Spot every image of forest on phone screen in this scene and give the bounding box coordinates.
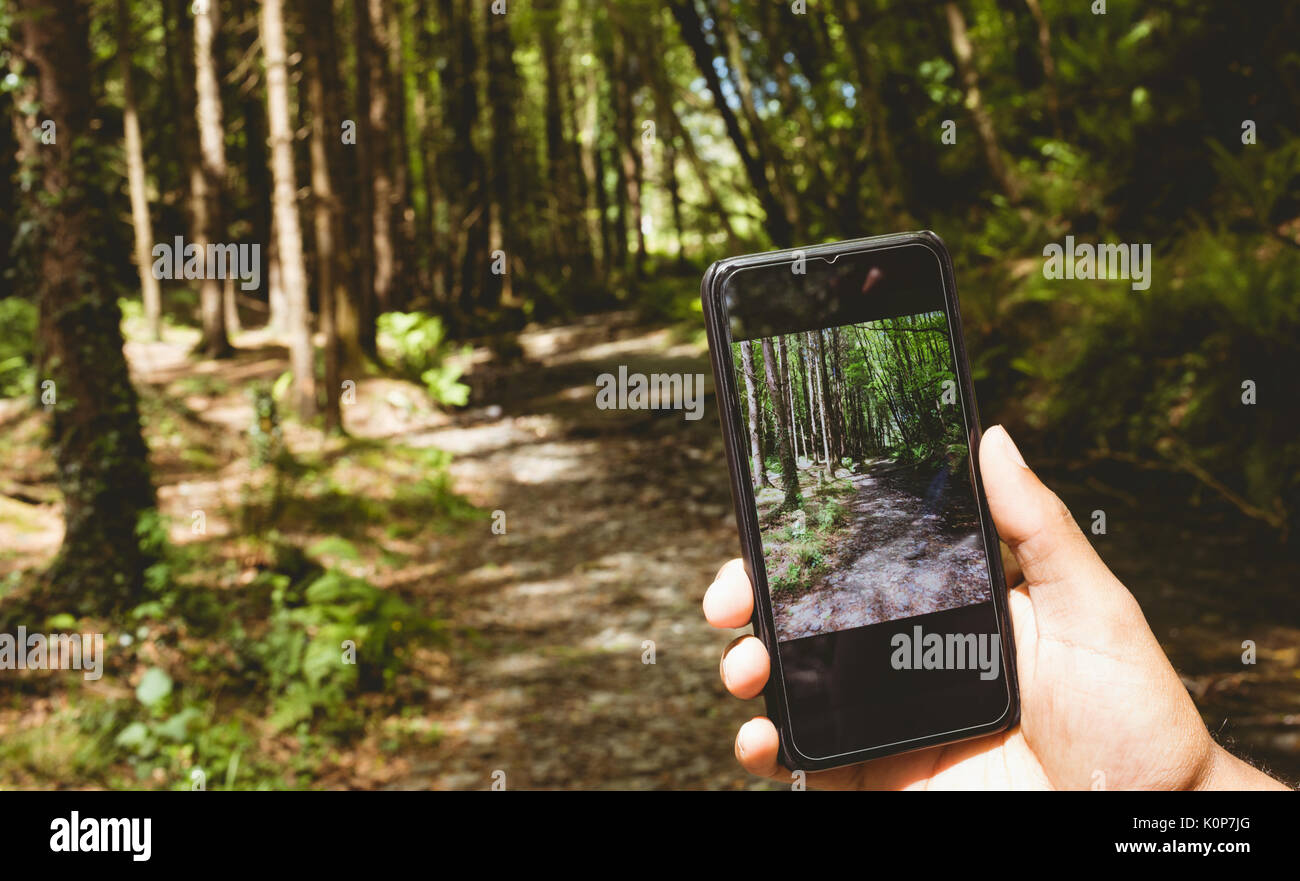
[731,312,993,642]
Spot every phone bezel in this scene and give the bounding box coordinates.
[701,230,1020,772]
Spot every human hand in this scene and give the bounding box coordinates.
[704,425,1288,790]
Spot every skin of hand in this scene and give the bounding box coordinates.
[704,425,1290,790]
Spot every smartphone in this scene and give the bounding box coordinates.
[702,231,1018,772]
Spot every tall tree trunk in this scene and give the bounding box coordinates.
[816,329,843,465]
[351,0,378,349]
[1023,0,1061,136]
[540,4,580,278]
[117,0,162,341]
[413,0,447,304]
[262,0,316,421]
[645,16,738,250]
[798,333,818,463]
[944,1,1021,201]
[485,7,517,308]
[303,0,345,431]
[233,0,274,319]
[608,23,645,278]
[578,12,607,280]
[385,0,414,309]
[365,0,396,314]
[809,331,834,478]
[837,0,912,226]
[193,0,233,356]
[163,0,205,316]
[740,341,771,489]
[20,0,157,613]
[439,0,485,317]
[762,338,800,509]
[777,335,798,464]
[671,0,793,247]
[716,0,801,239]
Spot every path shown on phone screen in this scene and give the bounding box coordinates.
[769,463,992,642]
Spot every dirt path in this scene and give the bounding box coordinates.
[774,462,991,642]
[379,315,760,789]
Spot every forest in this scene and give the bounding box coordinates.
[1,0,1298,788]
[732,313,962,508]
[731,315,989,637]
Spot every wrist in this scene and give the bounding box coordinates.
[1193,743,1291,791]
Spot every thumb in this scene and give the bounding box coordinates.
[979,425,1131,633]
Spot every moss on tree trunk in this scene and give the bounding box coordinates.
[20,0,157,614]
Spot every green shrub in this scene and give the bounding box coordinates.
[376,311,471,407]
[1027,230,1300,528]
[256,568,431,732]
[0,298,37,398]
[816,499,846,530]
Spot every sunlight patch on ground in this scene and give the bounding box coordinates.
[404,414,559,457]
[504,441,599,484]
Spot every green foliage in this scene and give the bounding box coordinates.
[816,498,846,531]
[255,567,430,732]
[1023,230,1300,524]
[0,298,37,397]
[376,311,472,407]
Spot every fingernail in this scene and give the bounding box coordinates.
[996,425,1028,468]
[736,726,748,758]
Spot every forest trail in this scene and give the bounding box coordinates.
[0,315,756,789]
[773,463,991,642]
[373,314,760,789]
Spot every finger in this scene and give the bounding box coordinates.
[703,558,753,629]
[720,635,770,700]
[999,540,1022,588]
[735,716,787,780]
[732,717,936,791]
[979,425,1130,627]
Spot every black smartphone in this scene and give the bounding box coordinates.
[702,231,1018,772]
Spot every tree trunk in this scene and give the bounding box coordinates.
[1023,0,1061,136]
[809,331,834,478]
[609,24,646,278]
[578,14,607,280]
[303,0,345,432]
[798,333,818,463]
[365,0,396,314]
[351,0,378,348]
[262,0,316,421]
[671,0,794,247]
[644,18,738,250]
[385,0,414,309]
[20,0,157,613]
[816,329,843,465]
[716,0,801,240]
[740,341,771,489]
[232,0,273,318]
[761,338,800,509]
[485,6,517,308]
[944,1,1021,201]
[777,335,799,464]
[193,0,233,356]
[438,0,486,317]
[117,0,163,341]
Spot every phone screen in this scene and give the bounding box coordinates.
[713,239,1013,764]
